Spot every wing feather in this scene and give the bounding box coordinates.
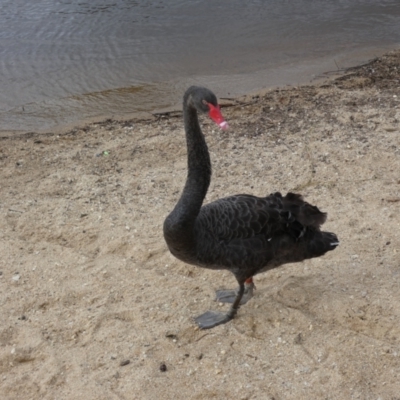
[195,194,282,242]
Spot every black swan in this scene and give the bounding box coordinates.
[163,86,339,329]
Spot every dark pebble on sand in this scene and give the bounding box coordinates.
[159,363,167,372]
[120,359,130,366]
[165,331,178,340]
[294,333,303,344]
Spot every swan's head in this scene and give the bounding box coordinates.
[186,86,229,130]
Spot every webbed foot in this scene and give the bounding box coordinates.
[195,310,234,329]
[194,281,246,329]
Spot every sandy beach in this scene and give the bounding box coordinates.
[1,50,400,399]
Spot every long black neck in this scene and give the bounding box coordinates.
[180,94,211,219]
[163,92,211,256]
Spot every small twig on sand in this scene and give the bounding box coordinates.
[194,333,214,342]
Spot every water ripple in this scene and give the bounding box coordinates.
[1,0,399,131]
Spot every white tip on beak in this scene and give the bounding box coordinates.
[219,121,229,130]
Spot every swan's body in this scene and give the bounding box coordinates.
[163,86,339,329]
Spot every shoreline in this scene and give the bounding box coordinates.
[1,45,399,138]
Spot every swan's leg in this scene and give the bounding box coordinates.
[195,282,245,329]
[215,277,255,305]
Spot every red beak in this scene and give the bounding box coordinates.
[207,103,229,130]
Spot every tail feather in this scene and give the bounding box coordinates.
[282,192,327,229]
[269,192,339,260]
[306,230,339,258]
[286,191,340,260]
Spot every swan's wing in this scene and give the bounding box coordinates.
[194,193,334,276]
[195,194,283,242]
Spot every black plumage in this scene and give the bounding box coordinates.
[163,86,339,329]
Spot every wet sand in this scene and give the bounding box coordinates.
[1,50,399,399]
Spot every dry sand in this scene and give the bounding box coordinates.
[1,50,400,400]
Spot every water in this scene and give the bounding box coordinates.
[1,0,400,133]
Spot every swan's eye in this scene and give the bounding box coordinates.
[207,102,229,130]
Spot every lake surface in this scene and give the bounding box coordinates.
[1,0,400,132]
